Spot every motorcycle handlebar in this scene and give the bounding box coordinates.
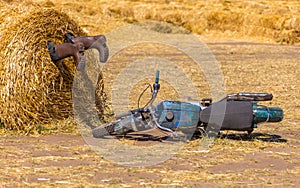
[115,70,176,135]
[155,70,159,84]
[153,70,160,95]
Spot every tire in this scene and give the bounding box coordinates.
[92,123,115,138]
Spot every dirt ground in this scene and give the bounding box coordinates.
[1,40,299,187]
[1,0,300,187]
[0,129,299,187]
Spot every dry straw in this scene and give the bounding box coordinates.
[104,1,300,44]
[0,4,105,131]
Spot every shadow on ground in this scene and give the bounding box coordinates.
[114,133,167,141]
[109,131,288,143]
[220,132,287,143]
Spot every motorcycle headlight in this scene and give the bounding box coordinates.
[114,113,149,134]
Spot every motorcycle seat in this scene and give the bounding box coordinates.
[199,101,253,131]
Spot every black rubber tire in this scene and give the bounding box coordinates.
[92,125,112,138]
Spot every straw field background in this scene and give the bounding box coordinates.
[0,0,299,187]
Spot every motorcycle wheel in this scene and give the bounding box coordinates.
[92,123,115,138]
[191,127,208,139]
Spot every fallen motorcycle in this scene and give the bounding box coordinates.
[92,71,283,139]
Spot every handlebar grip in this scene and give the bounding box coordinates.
[155,70,160,84]
[116,111,132,119]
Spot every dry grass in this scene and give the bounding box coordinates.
[33,0,300,44]
[0,133,299,187]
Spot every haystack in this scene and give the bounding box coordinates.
[0,7,105,130]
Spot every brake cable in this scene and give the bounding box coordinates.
[137,83,153,109]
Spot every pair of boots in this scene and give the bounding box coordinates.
[47,33,109,71]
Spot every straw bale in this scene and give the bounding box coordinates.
[0,8,105,130]
[258,14,281,30]
[242,13,300,44]
[205,11,244,32]
[0,0,41,30]
[283,17,300,31]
